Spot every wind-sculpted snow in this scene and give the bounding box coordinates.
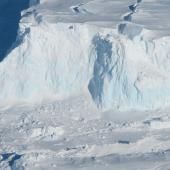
[0,0,170,111]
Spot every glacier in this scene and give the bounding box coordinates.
[0,0,170,111]
[1,1,170,170]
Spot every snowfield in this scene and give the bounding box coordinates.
[1,0,170,169]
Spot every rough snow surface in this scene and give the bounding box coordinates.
[1,97,170,169]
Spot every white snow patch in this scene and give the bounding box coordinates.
[31,126,64,140]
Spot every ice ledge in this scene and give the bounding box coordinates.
[1,21,170,111]
[1,0,170,111]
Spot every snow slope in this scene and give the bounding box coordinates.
[1,0,170,111]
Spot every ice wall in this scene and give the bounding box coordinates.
[0,1,170,110]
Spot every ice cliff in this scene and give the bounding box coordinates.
[0,0,170,110]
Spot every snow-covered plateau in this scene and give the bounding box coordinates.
[1,0,170,169]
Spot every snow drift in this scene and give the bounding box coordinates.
[1,0,170,110]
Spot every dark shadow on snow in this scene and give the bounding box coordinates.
[88,35,112,107]
[1,152,23,169]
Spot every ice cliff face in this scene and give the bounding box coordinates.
[0,0,170,110]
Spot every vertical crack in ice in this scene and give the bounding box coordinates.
[88,35,127,109]
[88,35,113,107]
[134,73,143,101]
